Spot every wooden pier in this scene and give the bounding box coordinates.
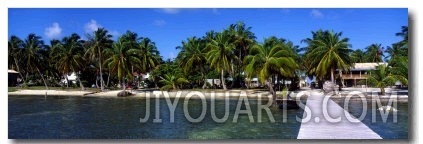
[297,92,382,139]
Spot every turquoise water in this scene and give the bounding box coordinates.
[9,95,305,139]
[331,98,408,139]
[8,95,408,139]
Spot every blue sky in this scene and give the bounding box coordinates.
[8,8,408,60]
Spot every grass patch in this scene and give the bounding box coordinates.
[8,87,18,92]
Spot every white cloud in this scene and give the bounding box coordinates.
[310,9,324,18]
[44,22,62,39]
[85,19,102,33]
[153,19,166,26]
[161,8,180,14]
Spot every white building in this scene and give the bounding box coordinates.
[61,72,78,84]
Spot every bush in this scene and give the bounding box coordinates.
[278,87,289,99]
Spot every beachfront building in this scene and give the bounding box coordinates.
[206,79,222,88]
[61,72,78,85]
[8,69,20,86]
[339,62,388,87]
[132,72,150,88]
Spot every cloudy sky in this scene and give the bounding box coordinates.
[8,8,407,60]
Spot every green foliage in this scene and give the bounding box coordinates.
[85,28,113,91]
[176,37,208,88]
[244,37,297,83]
[302,30,353,82]
[159,68,189,91]
[244,36,297,100]
[49,33,86,89]
[206,30,237,90]
[367,64,408,95]
[104,34,142,90]
[386,26,408,81]
[137,37,161,73]
[350,49,365,63]
[279,87,289,99]
[363,44,384,63]
[8,23,408,93]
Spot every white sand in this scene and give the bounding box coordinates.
[8,90,92,96]
[8,89,275,99]
[8,89,406,100]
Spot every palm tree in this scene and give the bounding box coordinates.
[385,43,406,62]
[395,26,408,49]
[104,36,141,90]
[386,26,409,80]
[206,31,237,90]
[244,37,297,101]
[159,69,189,90]
[364,44,384,63]
[8,36,25,82]
[302,30,352,83]
[177,37,208,89]
[138,37,161,73]
[228,22,256,87]
[390,56,408,80]
[51,33,86,90]
[22,33,48,89]
[85,28,113,91]
[367,64,408,95]
[350,49,365,63]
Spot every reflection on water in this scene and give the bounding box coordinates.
[9,95,304,139]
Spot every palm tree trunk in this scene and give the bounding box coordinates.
[202,79,207,89]
[212,78,215,89]
[202,73,207,89]
[118,78,121,89]
[246,77,250,89]
[65,74,69,88]
[14,58,25,83]
[338,71,345,87]
[267,78,276,103]
[99,49,104,91]
[173,83,176,90]
[230,63,235,88]
[95,75,99,88]
[380,87,385,95]
[77,74,85,91]
[25,72,29,85]
[36,67,48,90]
[239,49,242,88]
[331,66,335,83]
[122,77,126,90]
[221,69,227,90]
[106,72,110,88]
[200,68,207,89]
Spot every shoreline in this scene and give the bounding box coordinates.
[8,89,408,101]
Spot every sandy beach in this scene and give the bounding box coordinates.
[8,88,408,101]
[8,89,275,99]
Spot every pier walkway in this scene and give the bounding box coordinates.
[297,91,382,139]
